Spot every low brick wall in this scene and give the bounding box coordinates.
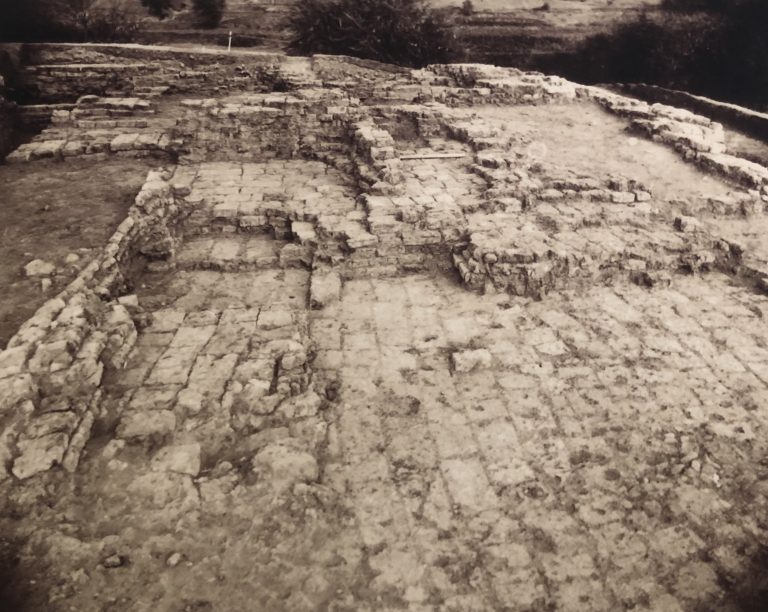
[587,87,768,193]
[17,62,163,103]
[20,43,283,69]
[14,43,285,104]
[430,64,578,105]
[615,83,768,143]
[16,102,75,132]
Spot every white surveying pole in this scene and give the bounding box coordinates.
[228,31,233,52]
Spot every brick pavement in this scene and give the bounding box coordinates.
[316,272,768,611]
[17,262,764,610]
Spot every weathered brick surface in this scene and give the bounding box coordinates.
[2,47,768,610]
[310,272,768,609]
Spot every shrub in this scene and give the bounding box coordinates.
[140,0,175,19]
[288,0,458,68]
[461,0,474,17]
[68,0,141,42]
[0,0,140,43]
[193,0,226,29]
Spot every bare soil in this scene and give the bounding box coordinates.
[0,158,157,349]
[470,102,739,201]
[724,129,768,168]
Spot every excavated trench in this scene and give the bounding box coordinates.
[3,51,768,611]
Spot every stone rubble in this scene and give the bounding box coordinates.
[451,348,493,373]
[23,259,56,278]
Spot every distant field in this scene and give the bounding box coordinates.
[132,0,667,66]
[432,0,661,8]
[135,0,293,48]
[433,0,663,23]
[440,0,666,68]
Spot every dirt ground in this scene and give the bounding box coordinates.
[0,159,157,349]
[468,103,737,202]
[724,130,768,168]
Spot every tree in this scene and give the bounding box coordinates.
[705,0,768,106]
[65,0,141,41]
[193,0,225,28]
[288,0,458,68]
[567,0,768,110]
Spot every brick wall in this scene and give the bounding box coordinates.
[14,43,283,104]
[0,167,200,481]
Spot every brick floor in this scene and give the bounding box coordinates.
[313,271,768,610]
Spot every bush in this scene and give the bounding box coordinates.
[193,0,226,29]
[140,0,175,19]
[288,0,458,68]
[461,0,474,17]
[69,0,141,42]
[0,0,140,43]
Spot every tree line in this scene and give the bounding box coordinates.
[560,0,768,110]
[0,0,226,42]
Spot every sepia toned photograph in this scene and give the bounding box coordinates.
[0,0,767,610]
